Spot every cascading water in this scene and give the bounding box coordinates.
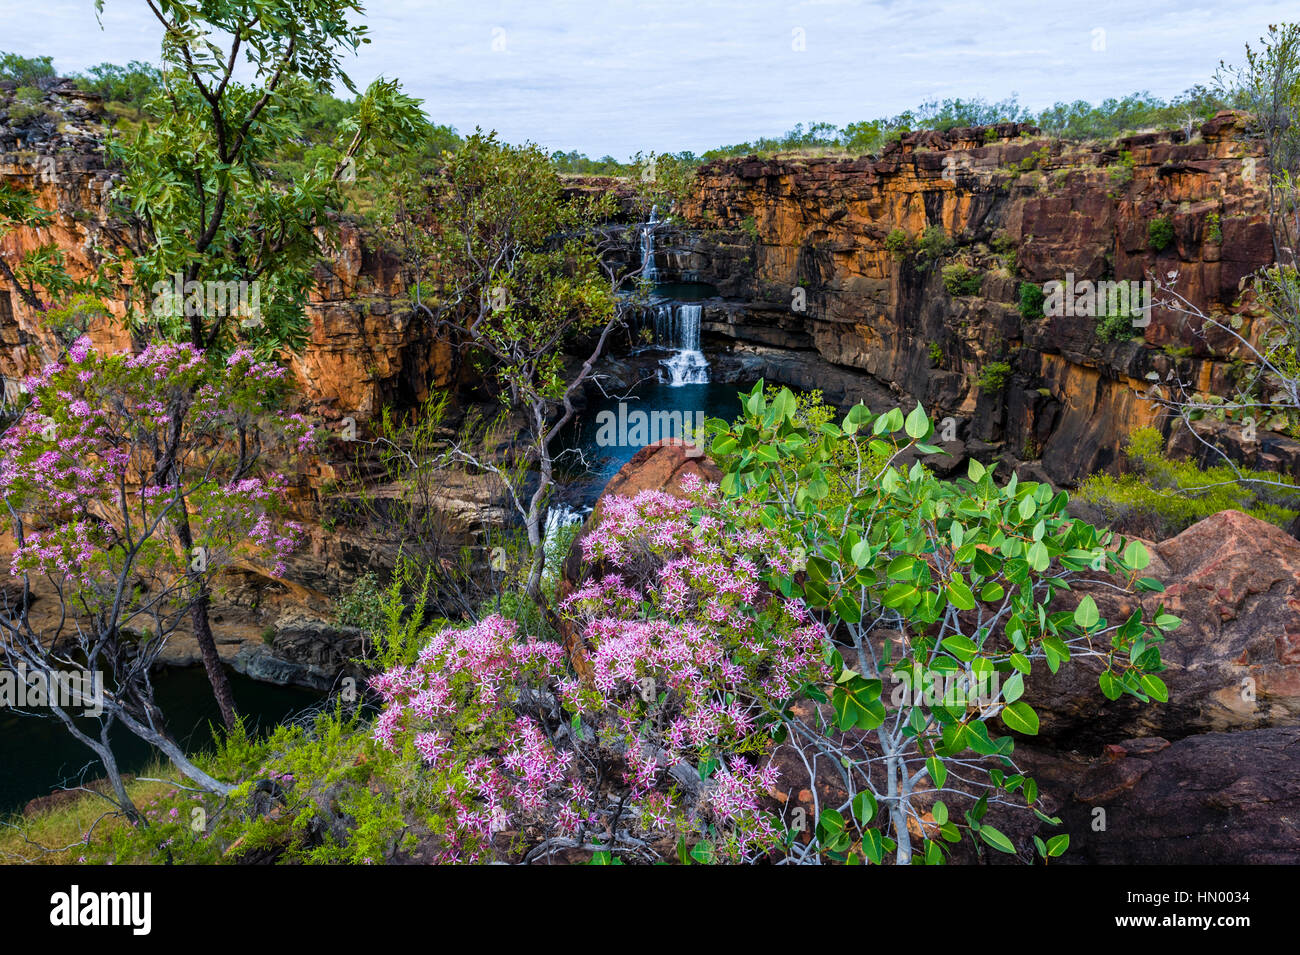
[658,303,709,386]
[634,206,709,385]
[541,503,587,579]
[640,204,658,283]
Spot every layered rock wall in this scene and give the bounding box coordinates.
[668,114,1295,484]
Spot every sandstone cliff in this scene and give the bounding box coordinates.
[665,114,1296,485]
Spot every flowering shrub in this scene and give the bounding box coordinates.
[1,338,312,591]
[370,484,832,864]
[0,338,318,801]
[371,382,1173,865]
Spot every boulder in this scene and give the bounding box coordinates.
[231,612,364,691]
[1023,510,1300,749]
[1018,729,1300,864]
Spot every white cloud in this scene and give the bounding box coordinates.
[1,0,1293,157]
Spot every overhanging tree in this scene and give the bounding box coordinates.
[91,0,425,726]
[381,131,653,602]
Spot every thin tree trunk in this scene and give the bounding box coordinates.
[174,509,237,730]
[114,708,237,794]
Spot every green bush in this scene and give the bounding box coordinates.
[1077,427,1300,539]
[703,380,1171,864]
[1206,212,1222,244]
[991,233,1018,274]
[1018,281,1045,320]
[928,341,944,366]
[941,263,983,296]
[334,571,387,636]
[8,86,51,125]
[1095,306,1140,342]
[916,225,952,266]
[1016,146,1049,173]
[1109,150,1135,187]
[883,228,912,259]
[1148,217,1175,252]
[0,52,55,87]
[976,360,1012,392]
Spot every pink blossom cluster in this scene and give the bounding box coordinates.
[2,339,311,592]
[369,483,833,863]
[10,519,105,586]
[370,615,574,862]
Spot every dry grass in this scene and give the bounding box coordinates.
[0,762,176,865]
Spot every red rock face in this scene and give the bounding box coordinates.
[1021,509,1300,746]
[0,84,456,423]
[673,113,1296,485]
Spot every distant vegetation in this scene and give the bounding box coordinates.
[0,49,1245,182]
[0,51,461,220]
[1078,427,1300,538]
[695,86,1237,161]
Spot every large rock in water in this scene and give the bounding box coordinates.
[1023,510,1300,748]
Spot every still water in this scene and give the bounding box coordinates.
[0,666,322,814]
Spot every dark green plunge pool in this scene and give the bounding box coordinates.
[0,666,322,815]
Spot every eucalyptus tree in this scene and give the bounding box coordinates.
[90,0,425,726]
[379,131,656,604]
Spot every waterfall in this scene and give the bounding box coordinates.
[542,503,587,579]
[658,303,709,386]
[640,205,658,283]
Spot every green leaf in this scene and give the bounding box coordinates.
[941,634,978,661]
[832,678,884,731]
[967,458,986,482]
[862,827,884,864]
[978,825,1016,854]
[852,791,878,825]
[1139,674,1169,703]
[1123,540,1150,570]
[926,756,948,789]
[883,582,919,609]
[1026,540,1049,572]
[1098,671,1122,701]
[1046,834,1070,857]
[945,579,976,611]
[833,593,862,624]
[931,800,948,825]
[1073,594,1099,630]
[1001,671,1024,704]
[1001,701,1040,735]
[905,402,930,439]
[689,841,716,864]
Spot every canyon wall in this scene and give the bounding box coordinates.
[664,113,1295,484]
[0,81,454,424]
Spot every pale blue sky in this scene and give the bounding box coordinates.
[1,0,1293,157]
